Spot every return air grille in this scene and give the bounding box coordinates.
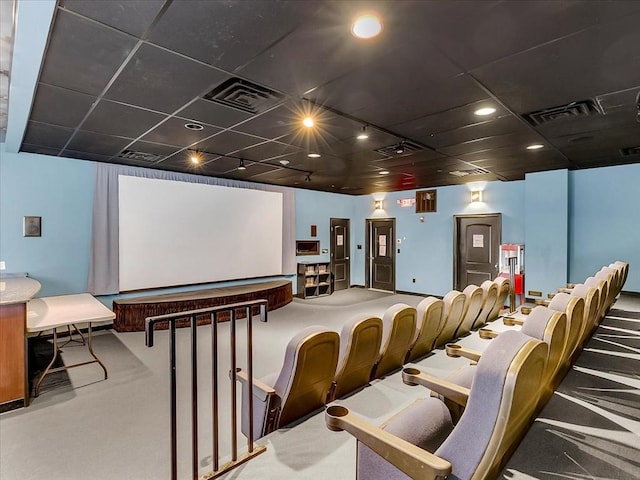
[203,78,285,114]
[621,146,640,157]
[117,150,163,162]
[375,140,423,157]
[524,99,602,126]
[449,168,490,177]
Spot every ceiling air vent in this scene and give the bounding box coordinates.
[203,78,285,115]
[375,140,423,157]
[524,99,602,126]
[117,150,163,162]
[449,167,491,177]
[621,146,640,157]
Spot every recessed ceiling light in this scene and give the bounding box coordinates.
[279,159,290,165]
[190,154,200,164]
[526,144,544,150]
[308,153,321,158]
[302,116,315,128]
[474,107,496,116]
[184,122,204,131]
[379,170,390,175]
[351,13,383,39]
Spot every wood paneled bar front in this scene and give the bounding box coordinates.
[0,275,41,413]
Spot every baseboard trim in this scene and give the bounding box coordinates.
[395,290,443,299]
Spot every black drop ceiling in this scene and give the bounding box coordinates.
[20,0,640,195]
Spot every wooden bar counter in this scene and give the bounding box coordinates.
[0,274,41,413]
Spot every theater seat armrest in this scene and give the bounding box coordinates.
[402,368,470,407]
[502,316,524,327]
[444,344,482,362]
[325,406,452,479]
[235,368,276,402]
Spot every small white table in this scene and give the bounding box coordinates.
[27,293,115,397]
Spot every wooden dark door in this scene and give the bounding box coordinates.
[366,218,395,292]
[330,218,350,291]
[454,214,501,290]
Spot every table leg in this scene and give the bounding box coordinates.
[34,329,59,397]
[87,322,108,380]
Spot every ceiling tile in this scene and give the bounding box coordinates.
[60,0,165,37]
[193,130,265,156]
[30,83,96,128]
[426,115,529,149]
[141,116,222,148]
[178,98,253,129]
[104,43,231,113]
[66,130,133,156]
[234,141,299,162]
[23,122,74,149]
[420,0,640,71]
[21,144,64,156]
[471,11,640,114]
[39,10,137,95]
[82,99,166,138]
[148,0,322,72]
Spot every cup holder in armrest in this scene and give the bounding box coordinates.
[445,344,462,357]
[478,328,497,339]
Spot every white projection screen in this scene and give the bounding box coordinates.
[118,176,283,291]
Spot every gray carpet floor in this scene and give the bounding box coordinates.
[1,290,638,480]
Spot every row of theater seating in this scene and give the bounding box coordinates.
[237,276,511,439]
[325,260,629,480]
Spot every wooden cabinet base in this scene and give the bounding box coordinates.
[0,303,27,413]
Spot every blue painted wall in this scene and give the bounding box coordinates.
[524,169,569,296]
[0,145,95,296]
[2,147,638,304]
[569,164,640,292]
[352,180,525,296]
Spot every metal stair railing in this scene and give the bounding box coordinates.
[145,299,268,480]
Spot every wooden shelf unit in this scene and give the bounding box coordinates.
[297,262,332,299]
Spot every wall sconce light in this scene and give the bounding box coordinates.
[374,199,384,210]
[470,190,483,203]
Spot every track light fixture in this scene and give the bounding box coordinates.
[357,125,369,140]
[237,158,246,170]
[305,173,311,182]
[395,142,405,154]
[189,151,200,164]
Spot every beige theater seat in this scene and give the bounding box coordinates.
[581,276,608,324]
[548,293,585,367]
[371,304,416,380]
[330,315,383,401]
[406,297,444,363]
[613,260,629,292]
[433,291,466,348]
[325,330,547,480]
[596,267,619,312]
[569,284,600,346]
[237,325,339,439]
[454,284,484,338]
[487,276,510,322]
[451,306,566,407]
[471,280,499,331]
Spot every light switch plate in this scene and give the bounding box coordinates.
[0,261,6,270]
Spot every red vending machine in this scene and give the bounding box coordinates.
[499,244,525,307]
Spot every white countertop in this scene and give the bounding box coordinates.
[0,275,41,305]
[27,293,115,332]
